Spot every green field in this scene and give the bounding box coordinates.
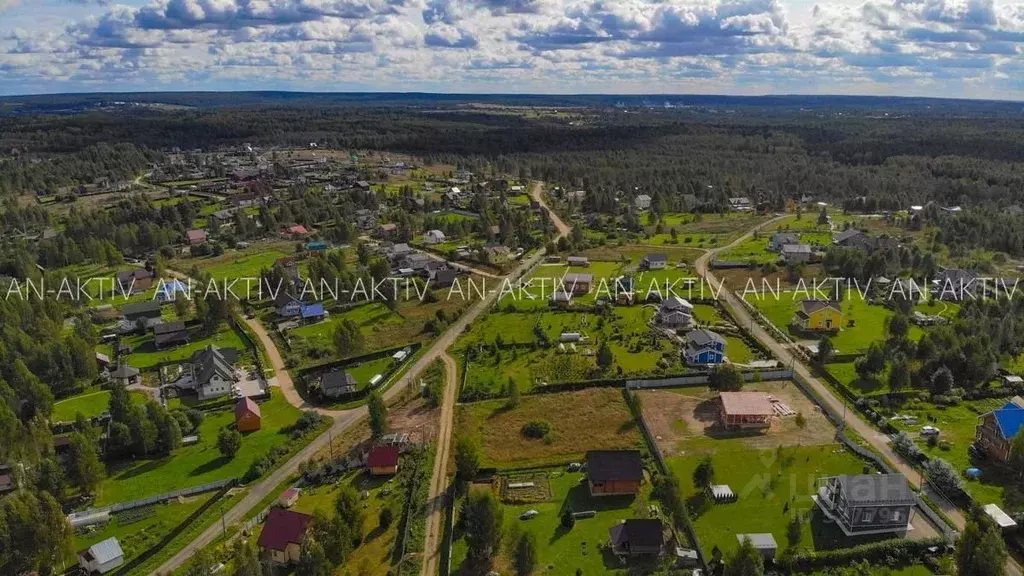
[53,389,149,421]
[450,470,658,575]
[668,444,886,560]
[95,392,309,505]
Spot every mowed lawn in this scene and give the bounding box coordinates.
[455,388,644,469]
[451,471,657,575]
[53,389,149,421]
[96,392,306,505]
[668,444,881,559]
[175,242,296,281]
[746,294,923,353]
[121,325,250,370]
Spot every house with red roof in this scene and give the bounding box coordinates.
[258,508,313,566]
[186,229,208,245]
[368,445,400,476]
[235,397,262,433]
[284,224,309,237]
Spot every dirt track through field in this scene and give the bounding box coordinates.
[420,352,458,576]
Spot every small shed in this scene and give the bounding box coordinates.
[984,504,1018,532]
[235,397,262,433]
[368,445,400,476]
[78,537,125,574]
[279,488,301,508]
[736,533,777,561]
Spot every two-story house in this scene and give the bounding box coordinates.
[258,508,313,566]
[684,329,726,364]
[769,233,799,252]
[641,253,667,270]
[813,474,915,536]
[656,297,693,329]
[975,399,1024,462]
[793,300,842,331]
[187,345,238,401]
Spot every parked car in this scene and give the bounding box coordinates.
[519,510,539,520]
[921,426,941,437]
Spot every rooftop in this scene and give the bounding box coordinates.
[586,450,644,484]
[835,474,914,505]
[719,392,775,416]
[258,508,313,551]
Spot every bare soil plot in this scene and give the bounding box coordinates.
[639,381,835,456]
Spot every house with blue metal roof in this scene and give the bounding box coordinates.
[975,398,1024,462]
[300,303,327,323]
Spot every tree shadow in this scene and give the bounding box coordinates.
[189,455,232,477]
[112,456,171,480]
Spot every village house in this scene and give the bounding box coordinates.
[78,537,125,575]
[186,345,239,401]
[485,244,512,262]
[642,253,667,270]
[561,272,593,295]
[656,297,693,329]
[258,508,314,566]
[769,233,800,252]
[430,268,460,288]
[354,209,376,230]
[319,370,358,398]
[122,301,162,325]
[794,300,842,331]
[833,228,873,251]
[274,293,305,317]
[155,279,189,303]
[729,197,753,211]
[284,224,309,237]
[567,256,590,267]
[634,194,652,211]
[109,363,141,387]
[932,268,980,301]
[187,229,208,245]
[0,464,15,495]
[781,243,813,262]
[736,534,778,562]
[424,229,447,244]
[116,269,155,294]
[377,223,398,239]
[609,519,664,557]
[719,391,774,430]
[550,290,574,308]
[235,397,262,432]
[586,450,644,497]
[685,329,727,364]
[153,321,189,349]
[813,474,915,536]
[300,303,326,323]
[368,445,400,476]
[975,400,1024,462]
[209,208,238,226]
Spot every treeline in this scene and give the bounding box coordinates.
[0,142,159,195]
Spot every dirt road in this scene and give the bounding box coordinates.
[159,182,565,574]
[420,352,459,576]
[696,219,1024,572]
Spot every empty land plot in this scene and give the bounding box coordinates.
[53,389,149,421]
[454,388,643,469]
[637,381,836,457]
[575,244,703,266]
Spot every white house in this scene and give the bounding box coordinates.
[424,230,447,245]
[78,537,125,574]
[635,194,652,210]
[642,253,667,270]
[657,297,694,328]
[188,345,238,401]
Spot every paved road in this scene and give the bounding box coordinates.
[693,218,1024,571]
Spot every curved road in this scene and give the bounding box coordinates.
[696,217,1023,574]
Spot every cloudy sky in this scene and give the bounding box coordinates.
[2,0,1024,99]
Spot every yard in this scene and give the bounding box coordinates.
[94,392,309,505]
[70,493,215,569]
[171,240,300,282]
[120,324,251,370]
[886,397,1023,511]
[449,470,661,575]
[454,388,644,469]
[638,382,837,456]
[667,444,892,560]
[53,388,149,421]
[290,470,403,576]
[746,293,924,354]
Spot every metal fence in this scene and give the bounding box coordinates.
[625,369,794,390]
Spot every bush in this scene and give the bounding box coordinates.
[521,419,552,439]
[786,537,946,571]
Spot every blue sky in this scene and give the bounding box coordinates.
[2,0,1024,99]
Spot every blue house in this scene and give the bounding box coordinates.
[684,329,727,365]
[300,303,327,323]
[306,241,328,252]
[155,279,189,303]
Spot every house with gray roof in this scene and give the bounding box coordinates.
[78,537,125,574]
[813,474,915,536]
[186,345,239,401]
